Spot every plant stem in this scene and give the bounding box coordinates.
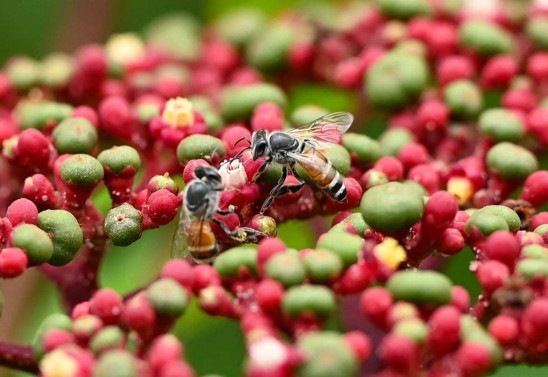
[0,341,38,374]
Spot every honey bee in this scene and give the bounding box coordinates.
[243,112,354,213]
[171,166,264,263]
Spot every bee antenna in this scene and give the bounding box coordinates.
[228,146,251,164]
[234,136,251,147]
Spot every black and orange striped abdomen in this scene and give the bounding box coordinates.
[299,147,347,202]
[185,221,219,262]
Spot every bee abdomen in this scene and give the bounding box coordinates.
[301,150,347,202]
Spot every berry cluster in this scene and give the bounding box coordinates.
[2,0,548,376]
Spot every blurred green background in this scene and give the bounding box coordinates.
[0,0,546,376]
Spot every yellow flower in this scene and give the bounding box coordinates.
[374,237,407,269]
[447,176,474,205]
[161,97,195,128]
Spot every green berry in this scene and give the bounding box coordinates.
[15,100,73,130]
[486,142,538,181]
[386,270,453,307]
[472,205,521,231]
[516,259,548,280]
[303,249,344,283]
[378,128,414,156]
[89,326,125,355]
[189,95,224,133]
[265,251,306,288]
[534,225,548,238]
[52,117,98,154]
[360,182,424,233]
[32,314,72,360]
[38,210,84,266]
[459,20,513,56]
[5,57,40,90]
[343,133,383,164]
[104,204,143,247]
[297,332,359,377]
[12,224,54,265]
[40,53,74,88]
[316,232,364,268]
[92,350,139,377]
[59,154,104,187]
[527,17,548,50]
[72,315,102,341]
[146,278,189,317]
[444,80,484,119]
[221,84,286,121]
[246,23,293,71]
[176,134,226,163]
[282,285,336,318]
[97,146,141,176]
[291,105,329,126]
[478,109,525,142]
[331,213,369,235]
[147,174,178,193]
[393,318,428,344]
[522,244,548,260]
[460,315,503,365]
[214,8,267,47]
[214,245,258,278]
[376,0,432,20]
[465,213,509,237]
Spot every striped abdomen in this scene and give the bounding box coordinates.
[298,147,347,202]
[185,221,219,263]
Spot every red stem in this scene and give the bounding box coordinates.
[0,341,38,374]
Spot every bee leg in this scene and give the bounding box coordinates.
[260,165,289,214]
[251,157,272,183]
[212,217,264,242]
[216,205,237,215]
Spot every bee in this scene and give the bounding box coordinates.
[239,112,354,213]
[171,166,264,263]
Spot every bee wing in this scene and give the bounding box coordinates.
[286,150,328,171]
[286,112,353,149]
[170,207,191,259]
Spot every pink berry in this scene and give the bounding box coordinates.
[481,55,517,89]
[477,260,510,293]
[379,334,418,373]
[160,260,193,289]
[6,198,38,226]
[0,247,28,278]
[522,298,548,342]
[451,286,471,313]
[344,331,372,362]
[437,56,475,86]
[488,314,519,345]
[360,287,393,329]
[43,329,75,352]
[398,143,430,171]
[455,342,492,377]
[89,288,124,325]
[255,279,284,312]
[251,102,284,133]
[192,264,221,293]
[143,189,179,226]
[527,52,548,82]
[481,231,520,268]
[122,292,157,334]
[427,306,461,357]
[374,157,404,182]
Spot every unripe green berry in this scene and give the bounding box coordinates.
[60,154,104,187]
[342,133,382,164]
[38,210,84,266]
[472,205,521,231]
[522,244,548,260]
[189,95,224,132]
[486,142,538,181]
[214,246,258,278]
[376,0,432,20]
[246,23,293,72]
[516,259,548,280]
[104,204,143,247]
[214,8,266,47]
[297,332,359,377]
[478,109,525,142]
[387,270,452,307]
[378,128,414,156]
[282,285,336,318]
[176,135,226,163]
[303,249,344,283]
[459,20,513,56]
[333,213,369,235]
[316,232,364,268]
[393,318,428,344]
[465,213,509,236]
[221,84,286,121]
[89,326,125,355]
[92,350,139,377]
[32,313,72,360]
[12,224,54,265]
[460,315,503,365]
[40,53,74,88]
[98,146,141,175]
[5,57,40,90]
[360,182,424,233]
[146,278,189,317]
[527,17,548,50]
[147,174,178,193]
[265,251,306,288]
[53,117,98,154]
[291,105,329,126]
[15,100,73,130]
[444,80,484,119]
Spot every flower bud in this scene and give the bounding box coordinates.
[89,326,125,354]
[89,289,123,325]
[147,278,189,317]
[387,270,452,307]
[360,182,424,233]
[265,251,306,288]
[297,332,358,377]
[52,117,98,154]
[142,189,179,227]
[282,285,336,319]
[37,210,83,266]
[6,198,38,226]
[104,203,142,246]
[176,134,226,163]
[198,285,235,317]
[12,224,54,265]
[93,350,139,377]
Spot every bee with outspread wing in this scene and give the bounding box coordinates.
[171,166,264,263]
[248,112,354,213]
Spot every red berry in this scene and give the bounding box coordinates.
[527,52,548,82]
[89,288,124,325]
[255,279,284,312]
[481,55,517,89]
[192,264,221,293]
[122,292,157,334]
[477,260,510,293]
[522,298,548,341]
[344,331,372,362]
[182,159,210,184]
[72,106,99,127]
[158,361,195,377]
[526,108,548,145]
[360,287,393,329]
[6,198,38,227]
[16,129,51,169]
[160,259,193,289]
[437,56,475,86]
[407,164,440,194]
[423,191,458,231]
[455,342,492,377]
[147,334,184,373]
[257,238,287,274]
[502,89,536,112]
[43,329,75,352]
[143,189,179,226]
[451,286,470,313]
[481,231,520,268]
[251,102,284,133]
[374,157,404,182]
[72,302,91,319]
[379,334,418,373]
[0,247,28,278]
[438,228,465,256]
[398,143,430,171]
[425,22,458,58]
[333,58,365,88]
[530,211,548,230]
[221,125,252,158]
[488,314,519,345]
[98,96,133,139]
[427,306,461,357]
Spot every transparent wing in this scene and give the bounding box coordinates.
[286,112,353,148]
[286,150,329,172]
[170,206,191,259]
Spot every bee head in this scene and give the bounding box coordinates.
[251,130,269,160]
[194,166,222,184]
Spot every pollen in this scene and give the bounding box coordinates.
[447,176,474,205]
[374,237,407,269]
[218,159,248,188]
[40,349,79,377]
[161,97,195,128]
[105,33,145,67]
